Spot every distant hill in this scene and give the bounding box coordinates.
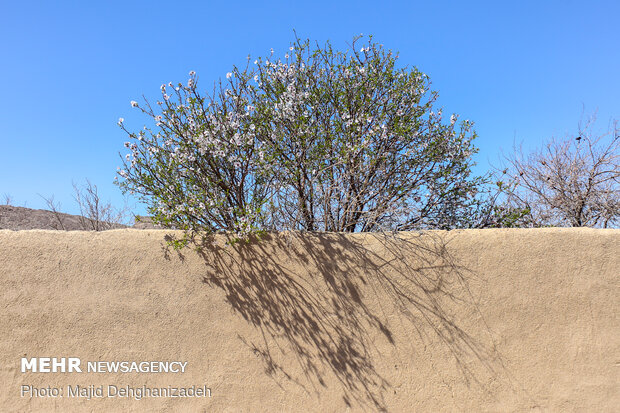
[0,205,134,231]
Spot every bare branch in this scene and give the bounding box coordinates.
[38,194,67,231]
[73,179,132,231]
[2,193,13,206]
[499,115,619,228]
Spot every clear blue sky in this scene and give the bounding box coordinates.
[1,0,618,216]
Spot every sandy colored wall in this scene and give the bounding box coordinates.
[0,228,618,412]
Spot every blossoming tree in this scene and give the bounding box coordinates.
[117,35,492,243]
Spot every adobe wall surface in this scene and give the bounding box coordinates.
[0,228,618,412]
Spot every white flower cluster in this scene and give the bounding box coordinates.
[119,69,270,233]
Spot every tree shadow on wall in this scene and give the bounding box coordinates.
[189,231,503,412]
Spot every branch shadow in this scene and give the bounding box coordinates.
[189,231,506,411]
